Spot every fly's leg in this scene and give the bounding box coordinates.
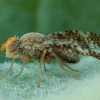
[15,55,32,78]
[0,57,16,80]
[37,49,47,88]
[63,63,79,72]
[44,63,47,72]
[15,61,25,78]
[53,52,80,80]
[43,52,54,72]
[18,55,32,62]
[44,52,53,64]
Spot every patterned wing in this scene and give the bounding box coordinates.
[67,45,100,60]
[45,30,100,49]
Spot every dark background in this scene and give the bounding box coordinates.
[0,0,100,62]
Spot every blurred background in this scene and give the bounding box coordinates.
[0,0,100,62]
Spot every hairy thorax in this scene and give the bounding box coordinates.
[19,32,44,60]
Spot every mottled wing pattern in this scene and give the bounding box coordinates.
[44,30,100,60]
[63,45,100,60]
[45,30,100,49]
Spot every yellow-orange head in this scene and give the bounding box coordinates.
[1,37,18,58]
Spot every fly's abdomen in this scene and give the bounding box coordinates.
[56,50,81,63]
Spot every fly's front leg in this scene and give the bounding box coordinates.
[0,56,16,80]
[17,54,32,62]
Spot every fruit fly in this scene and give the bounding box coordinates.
[1,30,100,87]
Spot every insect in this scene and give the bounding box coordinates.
[1,30,100,87]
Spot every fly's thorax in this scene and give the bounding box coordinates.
[19,32,44,46]
[18,32,45,59]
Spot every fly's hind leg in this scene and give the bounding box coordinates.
[63,63,79,72]
[15,61,25,78]
[53,52,80,80]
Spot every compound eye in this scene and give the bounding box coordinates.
[7,41,17,53]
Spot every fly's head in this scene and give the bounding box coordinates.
[1,36,19,58]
